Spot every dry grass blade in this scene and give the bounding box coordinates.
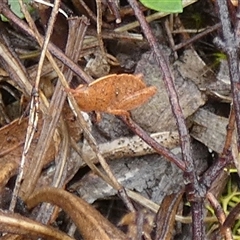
[26,187,127,240]
[0,38,34,100]
[0,211,73,240]
[9,0,62,210]
[96,0,107,62]
[114,0,199,32]
[30,15,88,223]
[154,190,184,240]
[19,17,89,201]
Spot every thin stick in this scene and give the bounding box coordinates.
[19,17,89,201]
[222,105,235,155]
[215,0,240,149]
[127,0,204,238]
[96,0,108,61]
[106,0,121,23]
[115,0,198,32]
[0,2,93,84]
[207,192,233,240]
[174,23,221,51]
[76,0,111,28]
[121,116,185,171]
[9,0,61,212]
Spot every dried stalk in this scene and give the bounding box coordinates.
[9,0,62,212]
[215,0,240,148]
[19,17,89,200]
[36,119,70,224]
[0,2,93,83]
[127,0,205,238]
[0,211,73,240]
[115,0,198,32]
[207,192,233,240]
[26,187,127,240]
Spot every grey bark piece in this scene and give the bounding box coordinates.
[71,141,208,205]
[132,50,206,132]
[207,60,232,101]
[175,52,232,101]
[72,154,183,204]
[173,49,211,87]
[190,108,228,153]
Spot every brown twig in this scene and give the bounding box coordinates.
[199,107,234,192]
[9,0,62,212]
[96,0,108,62]
[214,0,240,149]
[222,106,236,155]
[207,192,233,240]
[127,0,205,238]
[201,153,233,190]
[0,1,93,84]
[0,211,73,240]
[121,116,185,171]
[173,23,221,51]
[26,187,127,240]
[221,202,240,237]
[106,0,121,23]
[115,0,198,32]
[19,17,89,201]
[200,107,235,200]
[36,119,70,224]
[72,0,111,28]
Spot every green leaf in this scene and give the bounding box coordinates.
[1,0,32,21]
[139,0,183,13]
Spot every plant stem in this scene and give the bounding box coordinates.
[127,0,205,238]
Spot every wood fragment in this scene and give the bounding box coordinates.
[191,108,228,153]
